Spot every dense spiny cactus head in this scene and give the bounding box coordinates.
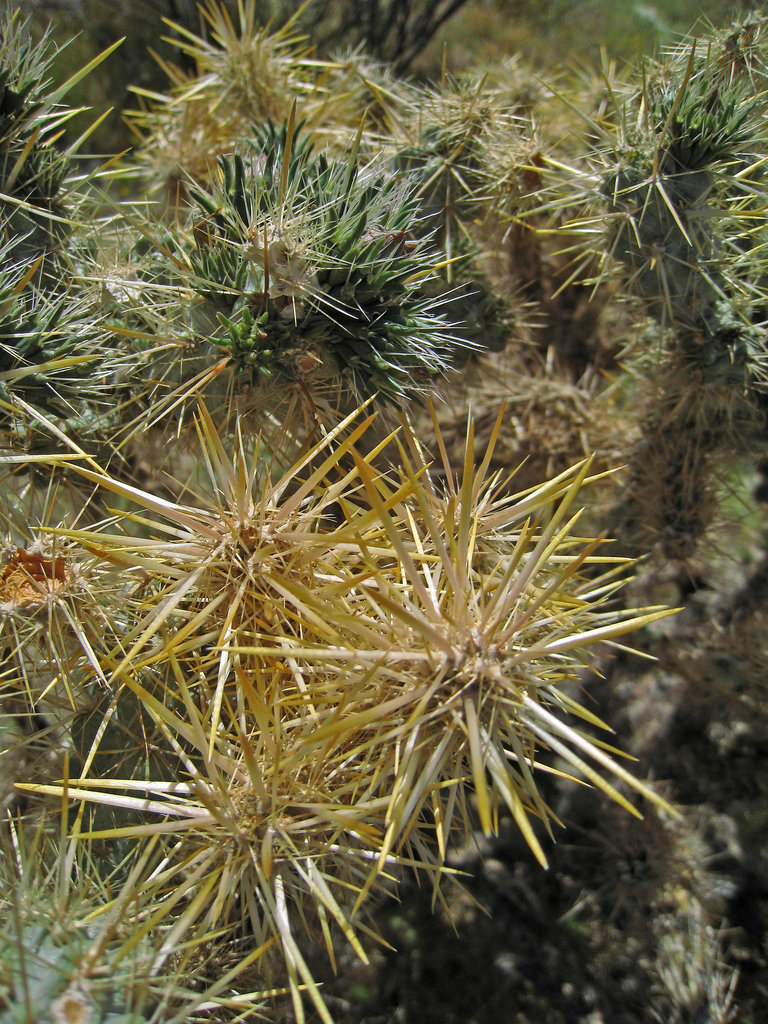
[381,75,535,359]
[597,25,768,369]
[0,12,127,456]
[34,401,407,763]
[0,242,111,449]
[127,0,336,203]
[603,88,761,330]
[144,117,468,436]
[0,533,84,808]
[328,413,675,870]
[15,406,417,1022]
[313,46,417,139]
[0,529,131,812]
[0,12,68,250]
[391,73,530,246]
[55,701,391,1024]
[531,18,768,371]
[0,229,153,467]
[0,11,118,254]
[175,0,312,121]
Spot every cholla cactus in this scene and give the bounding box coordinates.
[0,14,128,461]
[653,909,738,1024]
[601,36,768,369]
[122,6,542,452]
[17,5,762,1023]
[14,398,675,1020]
[386,71,539,356]
[529,16,768,559]
[391,73,518,245]
[0,810,263,1023]
[127,0,317,201]
[331,409,673,869]
[0,236,116,450]
[0,11,117,254]
[130,116,469,445]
